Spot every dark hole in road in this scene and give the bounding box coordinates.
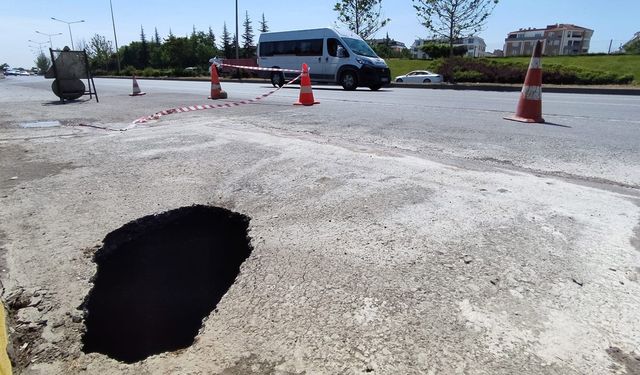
[81,205,252,363]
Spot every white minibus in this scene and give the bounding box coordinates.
[257,28,390,91]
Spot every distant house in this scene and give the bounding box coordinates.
[411,36,486,58]
[455,36,487,57]
[410,39,429,59]
[369,38,407,52]
[504,24,594,56]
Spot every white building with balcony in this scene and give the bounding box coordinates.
[504,24,593,56]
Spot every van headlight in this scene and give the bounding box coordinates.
[356,57,371,66]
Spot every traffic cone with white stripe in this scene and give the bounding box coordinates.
[505,40,544,123]
[208,64,228,99]
[294,63,319,106]
[129,75,146,96]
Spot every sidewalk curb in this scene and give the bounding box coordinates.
[390,82,640,96]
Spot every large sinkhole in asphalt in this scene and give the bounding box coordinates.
[81,205,252,363]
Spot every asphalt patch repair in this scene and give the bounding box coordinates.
[81,205,252,363]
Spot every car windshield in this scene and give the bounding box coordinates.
[342,37,378,58]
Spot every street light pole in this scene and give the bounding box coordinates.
[235,0,241,80]
[109,0,121,73]
[235,0,240,60]
[35,31,63,49]
[51,17,85,50]
[28,40,48,54]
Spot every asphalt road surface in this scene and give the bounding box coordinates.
[1,76,639,374]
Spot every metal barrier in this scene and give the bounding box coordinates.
[45,48,98,103]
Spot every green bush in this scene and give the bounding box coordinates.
[433,57,633,85]
[453,70,484,82]
[141,67,155,77]
[121,65,137,77]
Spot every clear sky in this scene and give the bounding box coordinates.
[2,0,638,69]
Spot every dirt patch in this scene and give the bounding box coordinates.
[606,346,640,374]
[0,144,73,192]
[631,223,640,252]
[81,205,252,363]
[218,354,305,375]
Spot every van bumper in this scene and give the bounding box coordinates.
[358,66,391,87]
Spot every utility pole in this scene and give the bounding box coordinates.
[608,39,613,54]
[110,0,121,73]
[235,0,241,80]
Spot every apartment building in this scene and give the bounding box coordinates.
[504,24,593,57]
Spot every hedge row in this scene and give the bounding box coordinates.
[93,66,260,79]
[435,57,634,85]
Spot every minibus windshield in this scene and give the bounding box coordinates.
[343,37,378,58]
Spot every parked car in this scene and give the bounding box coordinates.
[4,69,18,76]
[394,70,443,84]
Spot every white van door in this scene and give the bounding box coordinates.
[324,37,349,82]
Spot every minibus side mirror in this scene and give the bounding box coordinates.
[337,46,347,58]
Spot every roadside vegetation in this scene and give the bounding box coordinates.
[386,54,640,85]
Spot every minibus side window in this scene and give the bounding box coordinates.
[327,38,348,58]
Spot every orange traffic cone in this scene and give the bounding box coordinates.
[129,75,146,96]
[294,63,319,106]
[208,65,228,99]
[505,40,544,123]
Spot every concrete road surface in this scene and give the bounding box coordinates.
[1,76,639,374]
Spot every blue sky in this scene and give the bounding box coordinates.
[1,0,638,68]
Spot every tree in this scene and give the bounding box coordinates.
[208,26,216,47]
[242,11,255,58]
[34,52,50,74]
[413,0,498,56]
[259,13,269,33]
[220,22,233,59]
[190,30,218,66]
[153,27,161,45]
[333,0,390,40]
[162,35,192,68]
[232,33,239,58]
[139,26,150,68]
[86,34,114,70]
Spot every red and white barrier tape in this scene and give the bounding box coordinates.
[131,74,302,125]
[218,63,302,73]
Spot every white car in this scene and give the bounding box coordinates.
[394,70,443,84]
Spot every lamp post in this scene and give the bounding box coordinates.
[28,40,48,54]
[51,17,85,50]
[109,0,121,73]
[235,0,240,80]
[35,31,63,49]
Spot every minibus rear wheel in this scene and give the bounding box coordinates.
[340,70,358,91]
[271,72,284,87]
